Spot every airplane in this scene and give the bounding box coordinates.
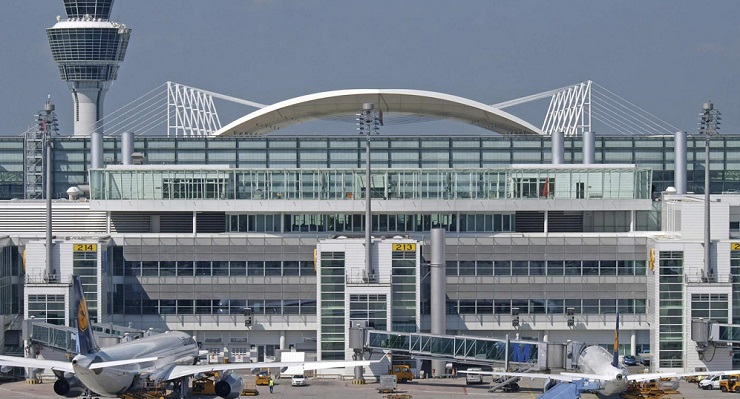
[0,276,378,399]
[461,313,736,396]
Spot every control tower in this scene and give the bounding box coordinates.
[47,0,131,136]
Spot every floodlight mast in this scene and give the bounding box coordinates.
[356,103,380,284]
[699,101,721,281]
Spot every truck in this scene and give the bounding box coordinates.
[379,374,398,393]
[390,364,414,383]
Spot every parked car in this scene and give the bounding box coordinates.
[291,374,307,387]
[623,355,637,366]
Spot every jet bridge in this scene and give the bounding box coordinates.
[24,319,144,354]
[366,330,548,371]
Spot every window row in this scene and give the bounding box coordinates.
[119,260,316,277]
[441,298,647,315]
[227,213,514,233]
[445,260,647,276]
[113,298,317,316]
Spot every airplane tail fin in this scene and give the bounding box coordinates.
[72,276,99,354]
[611,313,619,368]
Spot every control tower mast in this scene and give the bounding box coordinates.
[47,0,131,136]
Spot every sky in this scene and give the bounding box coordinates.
[1,0,739,136]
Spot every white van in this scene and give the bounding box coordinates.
[465,368,483,385]
[699,374,725,390]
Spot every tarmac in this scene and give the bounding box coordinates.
[0,373,728,399]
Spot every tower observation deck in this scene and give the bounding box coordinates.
[47,0,131,136]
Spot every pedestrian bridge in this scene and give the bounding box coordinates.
[27,320,144,354]
[366,330,547,371]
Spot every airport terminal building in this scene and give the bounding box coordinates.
[2,93,740,375]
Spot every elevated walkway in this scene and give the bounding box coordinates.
[28,322,76,353]
[26,320,144,354]
[713,323,740,343]
[366,330,546,370]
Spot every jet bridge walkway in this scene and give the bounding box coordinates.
[366,330,547,371]
[25,320,144,354]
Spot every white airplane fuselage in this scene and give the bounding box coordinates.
[72,331,198,396]
[578,345,629,395]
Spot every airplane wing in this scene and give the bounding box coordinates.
[160,358,380,381]
[628,369,740,382]
[458,369,578,382]
[626,372,677,382]
[0,355,74,373]
[88,357,160,370]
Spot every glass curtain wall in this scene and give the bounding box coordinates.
[658,251,683,368]
[319,252,345,360]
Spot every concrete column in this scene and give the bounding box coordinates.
[630,330,637,357]
[91,131,104,169]
[280,331,286,351]
[674,131,687,194]
[551,132,565,164]
[122,131,134,165]
[193,212,197,234]
[582,131,595,164]
[71,86,105,137]
[430,228,446,378]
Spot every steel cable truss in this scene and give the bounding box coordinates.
[97,82,265,137]
[494,80,682,137]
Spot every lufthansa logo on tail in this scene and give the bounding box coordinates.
[78,298,89,332]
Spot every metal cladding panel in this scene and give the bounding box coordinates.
[0,203,106,234]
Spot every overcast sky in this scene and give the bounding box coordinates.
[2,0,739,136]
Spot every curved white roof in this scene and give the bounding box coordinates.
[215,89,544,136]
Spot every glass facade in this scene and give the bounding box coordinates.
[319,252,345,360]
[391,250,417,332]
[73,248,98,322]
[90,166,652,202]
[350,294,387,331]
[47,28,130,81]
[658,251,683,368]
[691,294,728,323]
[28,294,65,325]
[3,135,740,201]
[63,0,114,19]
[732,250,740,324]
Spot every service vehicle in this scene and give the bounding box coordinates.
[465,368,484,385]
[255,371,271,386]
[720,374,740,392]
[391,364,414,383]
[699,374,725,390]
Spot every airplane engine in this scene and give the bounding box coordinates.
[214,374,243,399]
[543,378,557,392]
[53,376,85,398]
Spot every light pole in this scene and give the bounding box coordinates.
[356,103,380,283]
[38,97,58,283]
[699,101,721,281]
